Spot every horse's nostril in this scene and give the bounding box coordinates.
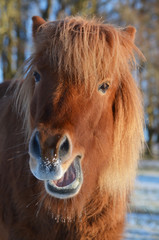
[29,131,41,158]
[58,135,70,159]
[29,132,71,163]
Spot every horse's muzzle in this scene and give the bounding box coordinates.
[29,129,72,180]
[28,129,83,199]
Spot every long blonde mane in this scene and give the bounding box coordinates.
[11,16,144,197]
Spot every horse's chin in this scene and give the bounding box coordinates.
[44,157,83,199]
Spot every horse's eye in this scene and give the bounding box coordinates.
[98,81,110,94]
[33,71,41,83]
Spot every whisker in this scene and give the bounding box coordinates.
[0,142,27,152]
[36,193,47,218]
[15,130,27,136]
[47,195,52,215]
[7,151,28,161]
[26,190,45,208]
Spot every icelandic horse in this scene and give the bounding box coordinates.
[0,16,144,240]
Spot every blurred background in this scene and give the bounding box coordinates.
[0,0,159,239]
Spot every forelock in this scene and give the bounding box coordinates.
[32,17,135,91]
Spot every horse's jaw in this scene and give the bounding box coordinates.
[44,156,83,199]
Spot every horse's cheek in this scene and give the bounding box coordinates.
[30,98,38,124]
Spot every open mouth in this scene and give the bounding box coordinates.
[45,156,83,199]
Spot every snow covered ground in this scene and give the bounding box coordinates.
[124,160,159,240]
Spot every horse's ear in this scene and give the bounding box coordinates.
[32,16,46,37]
[123,26,136,42]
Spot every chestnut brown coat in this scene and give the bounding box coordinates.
[0,16,144,240]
